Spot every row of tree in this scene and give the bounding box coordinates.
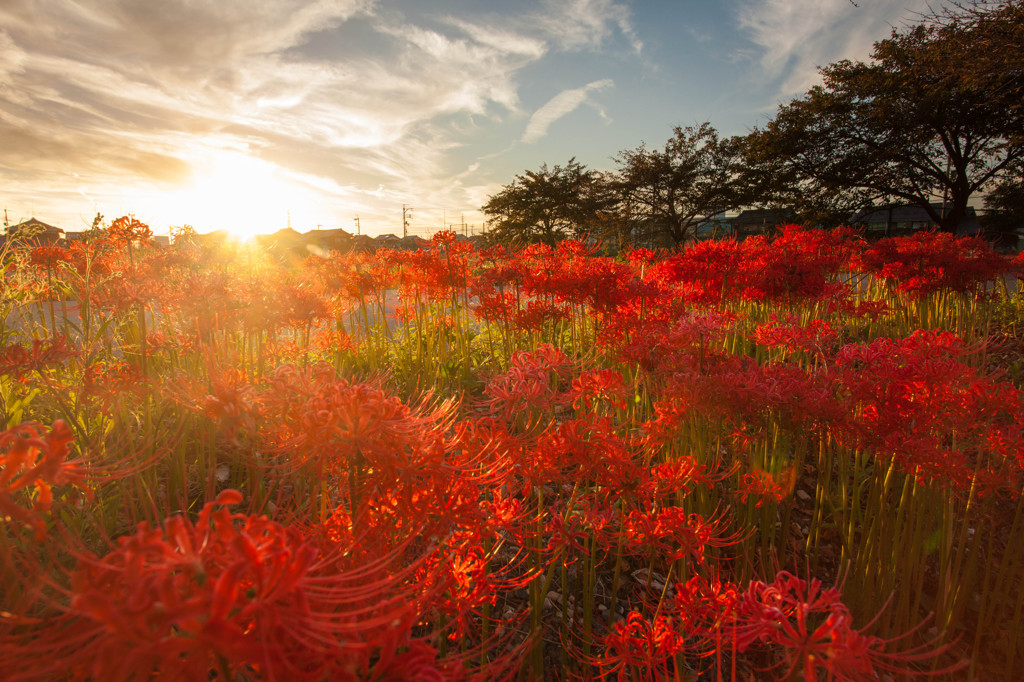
[482,1,1024,247]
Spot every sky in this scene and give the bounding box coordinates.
[0,0,948,239]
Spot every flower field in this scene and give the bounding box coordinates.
[2,219,1024,680]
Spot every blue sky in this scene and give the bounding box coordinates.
[0,0,946,238]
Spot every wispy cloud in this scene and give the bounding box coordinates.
[522,79,614,144]
[537,0,642,54]
[734,0,942,96]
[0,0,645,233]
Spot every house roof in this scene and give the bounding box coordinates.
[267,228,302,240]
[193,229,232,242]
[732,209,795,225]
[308,228,352,239]
[8,218,64,236]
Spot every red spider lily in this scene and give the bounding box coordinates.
[163,270,243,337]
[81,360,149,415]
[28,244,72,270]
[0,420,87,539]
[824,296,891,321]
[558,254,639,313]
[640,459,719,504]
[19,490,439,681]
[570,368,629,412]
[541,497,625,559]
[478,487,536,547]
[731,572,929,682]
[193,368,262,443]
[278,282,330,328]
[309,327,354,356]
[106,215,153,246]
[597,611,685,681]
[734,227,862,304]
[323,250,394,301]
[513,299,569,333]
[689,358,845,437]
[532,415,640,494]
[0,334,80,380]
[673,573,741,637]
[620,507,735,565]
[627,311,739,379]
[645,238,743,307]
[262,364,456,483]
[92,256,162,314]
[856,230,1012,297]
[834,330,1024,497]
[736,468,794,507]
[483,344,573,422]
[752,316,839,357]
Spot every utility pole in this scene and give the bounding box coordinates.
[402,204,413,239]
[461,213,466,237]
[354,216,360,235]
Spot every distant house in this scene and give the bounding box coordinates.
[350,235,376,252]
[255,227,303,248]
[850,203,980,237]
[193,230,233,247]
[693,214,734,240]
[5,218,65,244]
[400,235,430,250]
[374,234,403,248]
[303,228,353,254]
[731,209,796,239]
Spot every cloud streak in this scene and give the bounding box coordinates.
[522,79,614,144]
[536,0,642,54]
[0,0,657,234]
[734,0,945,96]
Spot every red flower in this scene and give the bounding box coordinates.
[0,334,79,379]
[0,420,86,539]
[598,611,684,681]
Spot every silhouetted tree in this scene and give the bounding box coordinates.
[982,174,1024,238]
[481,159,611,245]
[614,123,746,246]
[745,1,1024,232]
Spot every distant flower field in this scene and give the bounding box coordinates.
[2,220,1023,680]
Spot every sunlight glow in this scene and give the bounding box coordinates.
[153,150,318,240]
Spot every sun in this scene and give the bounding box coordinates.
[158,150,315,240]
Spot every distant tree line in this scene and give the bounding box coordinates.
[482,0,1024,247]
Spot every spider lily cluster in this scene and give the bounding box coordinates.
[1,223,1022,680]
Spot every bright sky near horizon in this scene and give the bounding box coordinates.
[1,0,949,239]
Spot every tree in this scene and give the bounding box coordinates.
[925,1,1023,120]
[744,1,1024,233]
[981,174,1024,237]
[614,123,746,246]
[481,159,611,246]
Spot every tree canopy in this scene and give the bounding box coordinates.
[480,2,1023,244]
[614,123,746,246]
[745,0,1023,232]
[481,159,612,246]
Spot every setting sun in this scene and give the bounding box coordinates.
[153,150,317,240]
